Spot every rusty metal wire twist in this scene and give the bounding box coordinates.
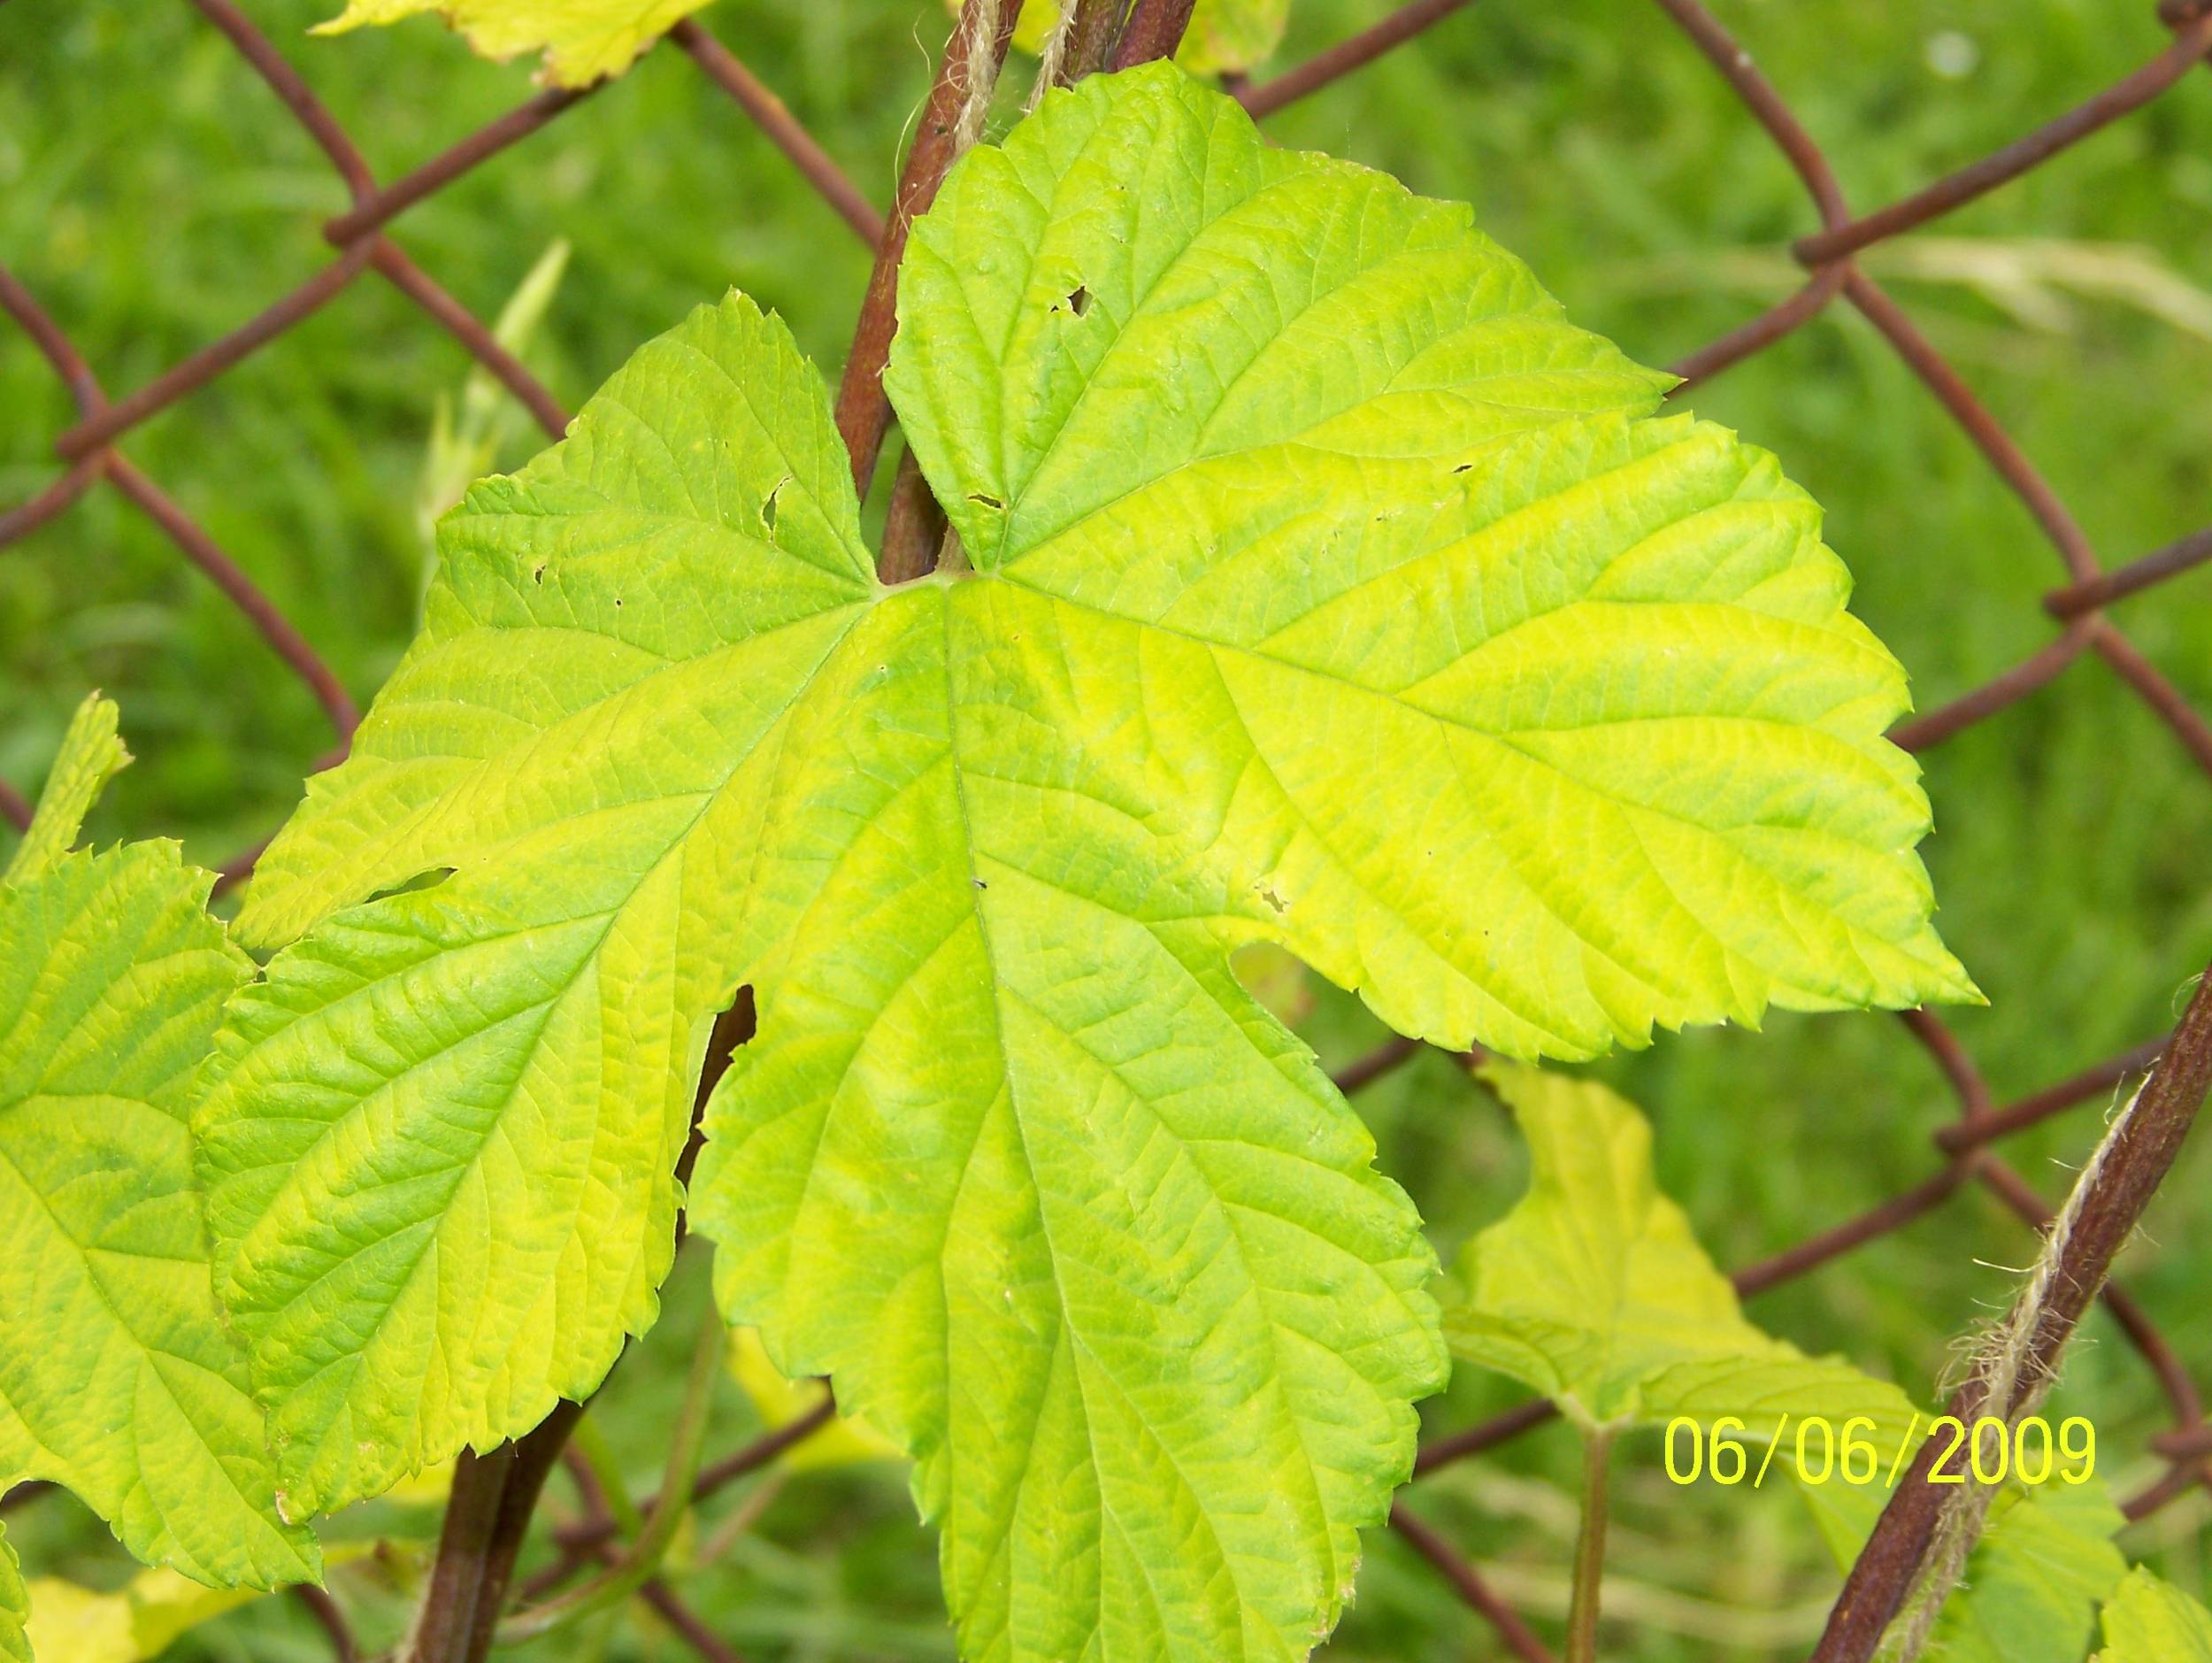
[4,2,2212,1657]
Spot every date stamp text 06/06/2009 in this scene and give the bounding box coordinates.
[1661,1414,2096,1489]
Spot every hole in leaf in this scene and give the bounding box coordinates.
[762,478,786,532]
[969,492,1003,511]
[680,988,757,1185]
[532,564,546,584]
[365,866,455,905]
[1230,941,1315,1028]
[1067,285,1090,317]
[1452,464,1472,474]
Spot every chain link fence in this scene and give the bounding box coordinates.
[4,1,2211,1656]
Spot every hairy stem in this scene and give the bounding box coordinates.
[1813,962,2212,1660]
[1565,1428,1614,1663]
[1058,0,1128,84]
[833,0,1024,518]
[878,446,950,582]
[1109,0,1197,67]
[499,1311,726,1644]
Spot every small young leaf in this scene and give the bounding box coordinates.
[1443,1061,1920,1439]
[211,62,1968,1660]
[1801,1478,2125,1663]
[2097,1566,2212,1661]
[0,703,319,1613]
[0,1525,25,1663]
[313,0,708,88]
[1932,1483,2126,1663]
[4,695,127,886]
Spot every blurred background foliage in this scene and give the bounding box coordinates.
[3,0,2210,1657]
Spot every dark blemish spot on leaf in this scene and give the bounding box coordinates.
[614,597,624,607]
[972,878,988,890]
[969,492,1003,511]
[1452,464,1472,474]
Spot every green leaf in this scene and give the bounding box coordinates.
[4,695,127,886]
[1931,1483,2125,1663]
[889,65,1973,1064]
[210,62,1966,1659]
[1442,1061,1920,1439]
[2097,1566,2212,1661]
[201,290,879,1517]
[0,1525,26,1663]
[991,0,1290,75]
[312,0,710,88]
[1801,1478,2125,1663]
[0,704,319,1617]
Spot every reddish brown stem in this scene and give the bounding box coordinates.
[1060,0,1131,83]
[833,0,1023,513]
[1812,965,2212,1661]
[289,1583,358,1663]
[1109,0,1197,68]
[879,446,952,582]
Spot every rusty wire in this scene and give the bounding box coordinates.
[4,1,2212,1657]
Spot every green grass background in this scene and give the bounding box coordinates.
[4,0,2211,1656]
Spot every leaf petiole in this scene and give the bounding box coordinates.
[1567,1427,1616,1663]
[496,1313,726,1646]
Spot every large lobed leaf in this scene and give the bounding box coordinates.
[1443,1062,1919,1442]
[209,63,1968,1659]
[313,0,708,88]
[0,699,318,1645]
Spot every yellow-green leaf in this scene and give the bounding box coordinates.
[2097,1566,2212,1662]
[0,1526,25,1663]
[313,0,709,88]
[1443,1061,1919,1444]
[0,701,317,1610]
[19,1571,260,1663]
[1801,1478,2125,1663]
[4,697,127,887]
[206,63,1968,1662]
